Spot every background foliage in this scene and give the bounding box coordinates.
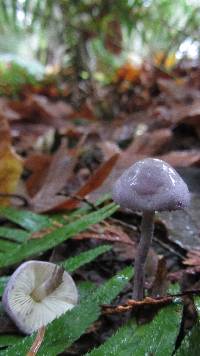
[0,0,200,80]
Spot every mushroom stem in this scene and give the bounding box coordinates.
[133,210,155,300]
[31,266,64,302]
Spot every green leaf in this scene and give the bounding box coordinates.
[61,245,111,272]
[0,335,23,347]
[0,239,19,252]
[0,203,117,268]
[0,207,51,232]
[3,266,133,356]
[0,277,9,297]
[78,281,96,300]
[0,227,29,242]
[88,304,182,356]
[168,283,180,294]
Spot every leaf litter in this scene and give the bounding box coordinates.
[0,60,200,354]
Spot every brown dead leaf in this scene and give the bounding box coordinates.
[30,143,77,212]
[97,141,121,160]
[25,154,52,197]
[0,97,20,122]
[159,150,200,167]
[52,153,119,211]
[184,250,200,267]
[173,100,200,127]
[9,94,74,129]
[75,222,134,245]
[149,258,169,297]
[27,326,45,356]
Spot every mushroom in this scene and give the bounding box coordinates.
[2,260,78,334]
[112,158,190,300]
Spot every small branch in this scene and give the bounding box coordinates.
[27,326,45,356]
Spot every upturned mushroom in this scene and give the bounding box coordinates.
[112,158,190,300]
[2,260,78,334]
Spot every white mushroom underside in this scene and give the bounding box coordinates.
[4,261,78,334]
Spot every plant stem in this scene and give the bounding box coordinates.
[31,266,64,302]
[133,211,155,300]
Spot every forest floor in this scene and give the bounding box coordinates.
[0,60,200,354]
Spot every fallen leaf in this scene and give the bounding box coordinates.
[159,194,200,251]
[149,258,169,297]
[9,94,74,129]
[120,128,172,168]
[25,154,52,197]
[0,117,23,205]
[116,62,141,82]
[52,153,119,211]
[30,144,77,212]
[184,250,200,267]
[75,222,134,245]
[159,150,200,167]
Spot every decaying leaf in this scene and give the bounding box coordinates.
[184,250,200,267]
[159,194,200,251]
[52,153,119,211]
[159,150,200,167]
[0,117,23,205]
[25,154,52,197]
[29,144,77,212]
[75,221,134,245]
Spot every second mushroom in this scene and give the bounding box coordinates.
[2,260,78,334]
[112,158,190,300]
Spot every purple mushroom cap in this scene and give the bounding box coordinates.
[2,260,78,334]
[112,158,190,212]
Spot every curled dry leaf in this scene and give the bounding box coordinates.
[159,150,200,167]
[26,326,45,356]
[75,222,134,245]
[0,117,23,205]
[184,250,200,267]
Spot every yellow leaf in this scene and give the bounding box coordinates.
[154,52,176,70]
[0,147,23,206]
[0,116,23,205]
